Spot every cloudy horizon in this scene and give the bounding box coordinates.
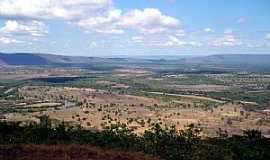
[0,0,270,56]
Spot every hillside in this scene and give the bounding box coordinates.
[1,52,270,66]
[0,53,107,66]
[0,53,50,65]
[182,54,270,65]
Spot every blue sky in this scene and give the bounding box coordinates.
[0,0,270,56]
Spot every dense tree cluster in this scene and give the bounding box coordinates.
[0,116,269,160]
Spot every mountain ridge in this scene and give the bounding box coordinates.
[0,52,270,66]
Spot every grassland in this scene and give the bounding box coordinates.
[0,62,269,137]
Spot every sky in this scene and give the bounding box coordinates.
[0,0,270,56]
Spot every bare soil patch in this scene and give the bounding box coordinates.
[168,84,230,92]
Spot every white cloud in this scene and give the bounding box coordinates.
[76,8,180,34]
[0,36,23,44]
[163,36,202,47]
[0,0,180,35]
[0,20,47,45]
[63,0,111,7]
[164,35,186,46]
[76,9,124,34]
[120,8,180,34]
[204,28,214,32]
[0,20,48,37]
[0,0,112,20]
[210,34,242,47]
[0,0,183,48]
[0,0,50,19]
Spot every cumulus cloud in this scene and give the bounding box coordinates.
[0,20,48,37]
[76,8,180,34]
[0,0,112,20]
[0,0,180,35]
[210,34,242,47]
[0,0,183,48]
[0,35,24,44]
[0,20,48,44]
[163,36,203,47]
[120,8,180,34]
[164,35,186,46]
[76,9,124,34]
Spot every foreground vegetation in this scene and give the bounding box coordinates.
[1,116,269,160]
[0,144,158,160]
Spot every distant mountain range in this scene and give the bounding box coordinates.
[0,53,108,66]
[0,52,270,66]
[181,54,270,65]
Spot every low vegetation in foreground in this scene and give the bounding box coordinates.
[0,116,269,160]
[0,144,158,160]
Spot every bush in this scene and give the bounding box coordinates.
[0,117,269,160]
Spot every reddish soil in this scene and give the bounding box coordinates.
[0,145,159,160]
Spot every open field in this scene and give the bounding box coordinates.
[167,84,230,92]
[0,58,270,137]
[0,67,87,80]
[1,85,269,137]
[145,91,225,103]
